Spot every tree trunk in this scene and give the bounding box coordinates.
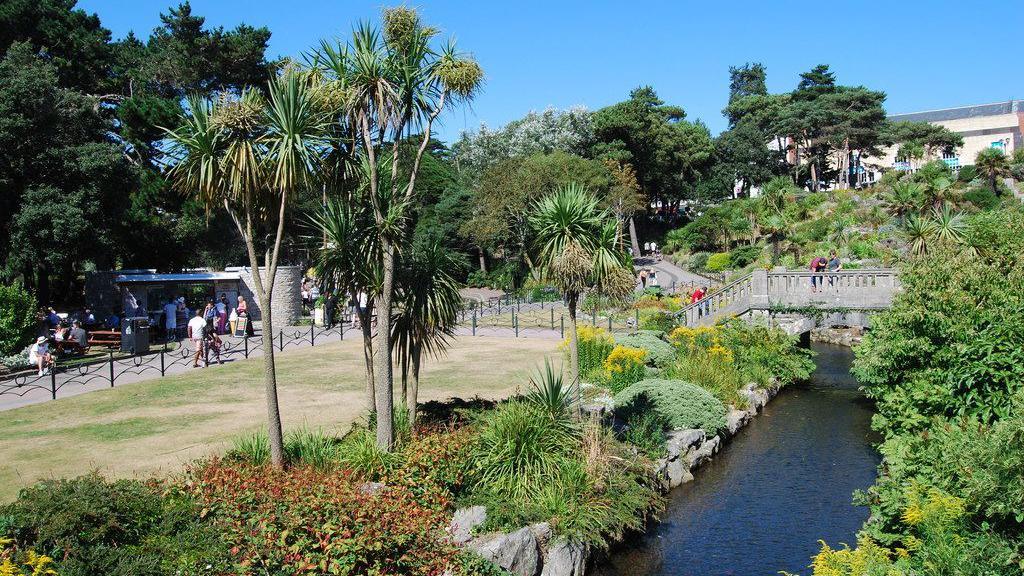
[477,247,487,273]
[373,243,396,450]
[566,294,580,412]
[257,295,286,467]
[628,217,641,258]
[407,344,421,428]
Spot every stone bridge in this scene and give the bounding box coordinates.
[677,269,900,336]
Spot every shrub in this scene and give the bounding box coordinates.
[688,251,710,271]
[614,332,676,368]
[470,401,579,501]
[473,422,662,550]
[568,325,614,377]
[705,252,732,272]
[187,460,457,576]
[637,308,676,332]
[729,245,762,268]
[957,164,978,183]
[962,186,1000,210]
[1,474,232,576]
[0,285,36,357]
[666,348,745,408]
[614,379,727,434]
[602,346,647,393]
[621,411,668,458]
[526,359,573,416]
[227,427,346,470]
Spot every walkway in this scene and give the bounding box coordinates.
[636,257,719,292]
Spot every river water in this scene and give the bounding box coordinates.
[595,343,880,576]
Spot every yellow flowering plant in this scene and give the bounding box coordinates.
[0,538,57,576]
[602,345,647,392]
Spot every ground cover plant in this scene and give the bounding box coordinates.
[614,379,727,434]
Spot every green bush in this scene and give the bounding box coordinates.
[728,245,762,268]
[621,411,668,458]
[0,284,36,357]
[688,251,710,271]
[470,401,579,500]
[705,252,732,272]
[614,379,727,434]
[637,309,676,332]
[615,331,676,368]
[1,474,232,576]
[957,164,978,183]
[572,326,615,377]
[963,186,1000,210]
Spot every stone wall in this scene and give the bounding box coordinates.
[234,265,303,325]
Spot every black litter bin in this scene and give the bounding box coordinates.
[121,317,150,355]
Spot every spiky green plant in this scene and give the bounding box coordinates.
[526,359,573,417]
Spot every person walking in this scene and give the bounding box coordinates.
[827,251,843,288]
[187,309,207,368]
[163,297,178,341]
[216,294,229,335]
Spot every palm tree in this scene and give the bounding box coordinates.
[309,196,382,413]
[530,184,632,398]
[898,142,925,172]
[758,177,793,263]
[975,147,1009,195]
[164,74,329,468]
[314,8,483,449]
[391,243,463,427]
[923,175,957,209]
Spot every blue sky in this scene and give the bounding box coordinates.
[79,0,1024,145]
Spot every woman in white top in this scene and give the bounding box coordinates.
[29,336,54,376]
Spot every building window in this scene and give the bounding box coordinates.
[992,140,1006,151]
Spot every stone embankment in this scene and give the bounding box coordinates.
[449,383,778,576]
[810,326,863,347]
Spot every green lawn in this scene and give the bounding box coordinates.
[0,336,558,501]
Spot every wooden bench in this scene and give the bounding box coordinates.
[88,330,121,349]
[54,340,88,355]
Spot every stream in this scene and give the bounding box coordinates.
[595,343,880,576]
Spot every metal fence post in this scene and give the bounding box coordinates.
[560,315,564,339]
[279,330,283,351]
[310,325,315,347]
[497,299,501,315]
[608,315,612,331]
[550,308,554,330]
[244,334,249,358]
[517,298,520,312]
[108,351,114,387]
[472,310,477,336]
[514,311,519,338]
[160,350,165,377]
[50,370,57,400]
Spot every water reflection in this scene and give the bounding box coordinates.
[595,344,879,576]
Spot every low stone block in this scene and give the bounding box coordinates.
[664,429,704,459]
[450,505,487,545]
[469,526,539,576]
[541,538,588,576]
[686,436,720,470]
[666,457,686,488]
[725,408,751,435]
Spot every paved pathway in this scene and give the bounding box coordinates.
[635,257,719,291]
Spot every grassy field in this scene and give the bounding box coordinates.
[0,336,559,502]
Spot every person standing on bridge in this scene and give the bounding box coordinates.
[809,256,827,292]
[690,285,705,317]
[827,251,843,288]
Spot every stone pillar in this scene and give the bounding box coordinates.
[235,265,302,326]
[749,269,769,310]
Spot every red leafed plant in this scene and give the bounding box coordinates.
[185,460,459,575]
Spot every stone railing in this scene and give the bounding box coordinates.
[677,268,900,327]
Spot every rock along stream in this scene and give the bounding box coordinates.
[595,343,880,576]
